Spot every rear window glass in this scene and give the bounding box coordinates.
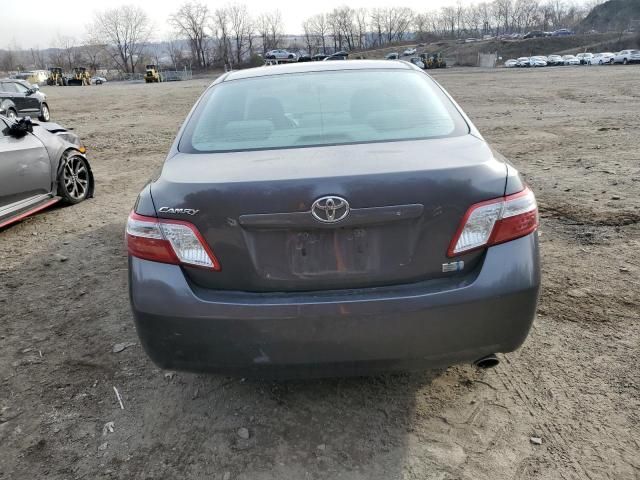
[180,69,468,153]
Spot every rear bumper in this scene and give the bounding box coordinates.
[129,233,540,377]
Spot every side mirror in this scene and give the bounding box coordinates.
[8,116,33,137]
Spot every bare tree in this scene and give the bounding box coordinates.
[257,11,283,53]
[1,48,16,72]
[82,40,105,73]
[369,9,385,47]
[267,11,284,50]
[29,48,47,69]
[213,7,231,67]
[354,9,369,49]
[307,13,329,53]
[327,10,342,50]
[92,5,151,74]
[228,3,252,64]
[165,35,185,69]
[52,35,79,71]
[302,19,315,54]
[441,6,457,38]
[169,2,210,69]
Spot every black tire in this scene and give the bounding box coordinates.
[58,154,91,204]
[623,58,628,65]
[39,103,50,122]
[6,108,17,122]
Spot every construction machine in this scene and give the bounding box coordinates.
[419,53,447,69]
[46,67,66,86]
[67,67,91,86]
[144,65,162,83]
[432,53,447,68]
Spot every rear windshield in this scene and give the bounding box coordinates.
[179,69,469,153]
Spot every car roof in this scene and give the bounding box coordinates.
[223,60,412,82]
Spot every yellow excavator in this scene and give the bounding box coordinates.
[67,67,91,86]
[46,67,66,86]
[144,65,162,83]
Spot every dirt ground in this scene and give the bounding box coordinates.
[1,65,639,480]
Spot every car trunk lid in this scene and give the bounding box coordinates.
[150,135,507,292]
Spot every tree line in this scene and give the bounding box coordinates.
[0,0,608,74]
[302,0,604,53]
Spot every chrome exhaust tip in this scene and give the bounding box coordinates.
[473,353,499,369]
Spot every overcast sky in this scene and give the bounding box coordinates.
[2,0,492,49]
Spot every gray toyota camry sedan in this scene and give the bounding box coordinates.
[127,60,540,377]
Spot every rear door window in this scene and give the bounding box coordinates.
[1,82,18,93]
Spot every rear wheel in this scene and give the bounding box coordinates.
[623,58,628,65]
[6,108,17,122]
[59,154,91,204]
[39,103,50,122]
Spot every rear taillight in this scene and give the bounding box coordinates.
[448,187,538,257]
[126,212,220,270]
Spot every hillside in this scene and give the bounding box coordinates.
[580,0,640,33]
[355,32,638,66]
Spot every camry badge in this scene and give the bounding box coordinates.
[158,207,199,216]
[311,196,350,223]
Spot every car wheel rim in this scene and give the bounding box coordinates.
[42,105,49,121]
[63,156,89,200]
[8,110,16,121]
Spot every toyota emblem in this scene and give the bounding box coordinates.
[311,196,350,223]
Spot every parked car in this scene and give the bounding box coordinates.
[91,76,107,85]
[576,53,593,64]
[385,52,399,60]
[516,57,531,67]
[323,51,349,61]
[265,49,297,60]
[588,52,615,65]
[613,50,640,64]
[0,78,51,122]
[552,29,574,36]
[529,56,548,67]
[402,48,417,56]
[0,115,94,229]
[504,59,518,67]
[297,53,312,62]
[523,30,546,39]
[409,57,425,69]
[312,53,329,61]
[562,55,580,65]
[546,54,563,66]
[126,60,540,377]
